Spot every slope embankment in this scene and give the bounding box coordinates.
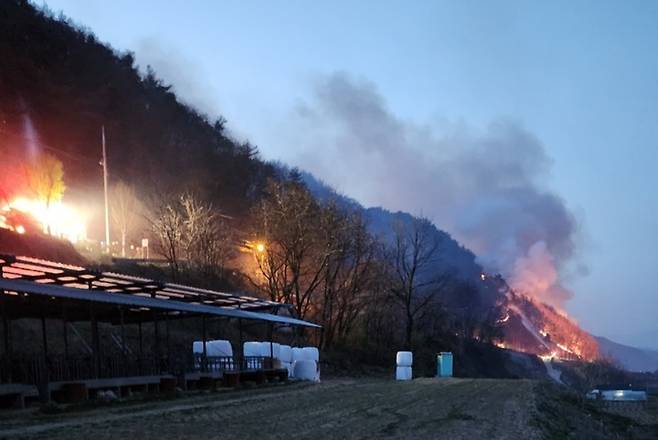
[0,228,87,265]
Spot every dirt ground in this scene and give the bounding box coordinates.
[0,378,655,440]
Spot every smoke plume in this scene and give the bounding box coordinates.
[283,72,580,306]
[133,38,222,119]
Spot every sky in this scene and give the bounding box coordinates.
[40,0,658,346]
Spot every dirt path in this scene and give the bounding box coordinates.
[1,378,544,440]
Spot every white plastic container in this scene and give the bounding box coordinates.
[396,366,412,381]
[293,360,319,382]
[396,351,413,367]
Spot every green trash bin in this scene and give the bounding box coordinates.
[437,352,453,377]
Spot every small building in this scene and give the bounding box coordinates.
[586,384,648,402]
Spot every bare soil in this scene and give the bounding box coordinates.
[0,378,656,440]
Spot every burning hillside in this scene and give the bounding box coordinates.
[487,274,599,361]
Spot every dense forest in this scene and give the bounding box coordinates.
[0,0,590,378]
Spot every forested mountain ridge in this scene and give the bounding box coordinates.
[300,169,501,310]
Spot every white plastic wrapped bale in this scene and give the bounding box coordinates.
[302,347,319,362]
[281,361,293,378]
[243,341,263,369]
[259,342,281,368]
[395,366,412,381]
[290,347,304,379]
[192,341,206,369]
[205,340,233,371]
[293,360,319,382]
[396,351,413,367]
[260,342,281,359]
[291,347,305,363]
[271,342,281,360]
[192,341,205,354]
[279,345,293,363]
[207,340,233,357]
[243,341,262,356]
[301,347,320,381]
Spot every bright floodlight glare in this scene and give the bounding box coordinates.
[9,197,87,243]
[256,242,265,253]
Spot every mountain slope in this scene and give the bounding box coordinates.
[596,336,658,372]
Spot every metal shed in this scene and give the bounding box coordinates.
[0,254,318,406]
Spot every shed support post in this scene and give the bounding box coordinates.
[153,310,160,373]
[119,306,127,375]
[0,272,12,383]
[268,322,273,369]
[165,312,171,371]
[138,319,143,375]
[62,303,69,360]
[0,300,13,383]
[40,314,48,359]
[38,312,50,403]
[202,316,207,372]
[90,303,100,378]
[238,317,243,368]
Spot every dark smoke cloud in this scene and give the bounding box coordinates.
[286,72,581,306]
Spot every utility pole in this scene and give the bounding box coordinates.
[102,126,111,254]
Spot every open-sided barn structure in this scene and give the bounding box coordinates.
[0,254,319,407]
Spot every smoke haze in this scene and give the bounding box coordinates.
[133,38,222,120]
[284,72,581,306]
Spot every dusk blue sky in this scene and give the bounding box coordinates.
[41,0,658,346]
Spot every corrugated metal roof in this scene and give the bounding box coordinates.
[0,278,320,328]
[0,255,282,311]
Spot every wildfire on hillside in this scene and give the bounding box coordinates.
[485,273,600,362]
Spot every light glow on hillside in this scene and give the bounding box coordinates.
[1,197,87,243]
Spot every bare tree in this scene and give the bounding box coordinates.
[151,193,233,280]
[249,181,382,345]
[387,217,451,349]
[152,201,184,279]
[318,206,379,348]
[110,181,143,257]
[249,179,329,321]
[25,152,65,208]
[180,194,233,276]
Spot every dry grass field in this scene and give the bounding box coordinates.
[0,378,656,440]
